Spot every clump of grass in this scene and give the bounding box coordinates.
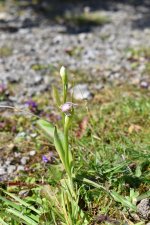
[0,46,13,58]
[58,11,110,27]
[0,72,149,224]
[31,64,48,71]
[145,62,150,75]
[127,47,150,60]
[126,47,150,76]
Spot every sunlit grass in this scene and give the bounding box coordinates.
[0,84,149,224]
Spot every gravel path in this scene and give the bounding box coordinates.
[0,0,150,102]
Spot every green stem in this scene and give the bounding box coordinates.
[64,115,71,178]
[63,84,68,103]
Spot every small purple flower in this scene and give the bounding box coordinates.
[0,83,6,94]
[25,100,38,113]
[25,100,37,108]
[42,152,54,163]
[42,155,49,163]
[60,102,77,116]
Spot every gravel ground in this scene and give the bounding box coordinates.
[0,0,150,102]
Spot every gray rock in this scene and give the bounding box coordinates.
[137,198,150,220]
[15,132,26,139]
[52,35,63,44]
[71,84,93,100]
[7,165,16,174]
[17,165,25,171]
[0,167,6,175]
[5,160,11,166]
[29,150,36,156]
[21,157,29,165]
[33,75,43,85]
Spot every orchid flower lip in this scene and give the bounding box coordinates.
[60,102,78,112]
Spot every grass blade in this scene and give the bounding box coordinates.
[6,208,38,225]
[2,190,41,214]
[52,86,61,107]
[111,191,137,211]
[0,217,9,225]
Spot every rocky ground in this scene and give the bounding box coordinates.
[0,0,150,180]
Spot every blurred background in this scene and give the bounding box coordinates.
[0,0,150,103]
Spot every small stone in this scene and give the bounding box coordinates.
[7,165,16,174]
[7,74,20,83]
[21,157,29,165]
[29,150,36,156]
[5,160,11,166]
[16,132,26,138]
[30,133,37,138]
[52,35,62,44]
[34,75,43,85]
[0,167,6,175]
[78,33,87,41]
[14,152,21,157]
[84,50,95,60]
[71,84,93,100]
[137,198,150,220]
[19,190,30,197]
[17,165,25,171]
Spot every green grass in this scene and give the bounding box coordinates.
[0,85,149,224]
[0,46,13,58]
[126,47,150,76]
[127,47,150,59]
[56,11,110,27]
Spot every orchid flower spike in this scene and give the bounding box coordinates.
[60,102,78,116]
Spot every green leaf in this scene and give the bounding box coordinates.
[54,126,65,168]
[52,86,61,107]
[135,165,142,177]
[111,191,137,211]
[37,119,55,140]
[37,119,64,142]
[83,178,108,193]
[137,190,150,201]
[6,208,38,225]
[1,190,41,215]
[0,217,9,225]
[0,195,21,211]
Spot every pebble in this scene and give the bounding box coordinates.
[29,150,36,156]
[137,198,150,220]
[0,167,6,175]
[16,132,26,139]
[21,157,29,165]
[17,165,25,171]
[71,84,93,100]
[7,165,16,174]
[5,160,11,166]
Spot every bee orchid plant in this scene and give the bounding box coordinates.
[38,66,88,224]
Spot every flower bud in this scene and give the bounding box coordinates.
[60,66,67,85]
